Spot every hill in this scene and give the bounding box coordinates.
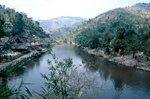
[67,3,150,55]
[0,5,48,52]
[38,16,86,32]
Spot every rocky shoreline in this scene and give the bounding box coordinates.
[109,55,150,71]
[78,45,150,72]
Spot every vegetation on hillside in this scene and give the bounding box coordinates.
[0,5,47,38]
[73,3,150,56]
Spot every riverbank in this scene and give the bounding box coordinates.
[78,45,150,72]
[0,49,47,76]
[109,54,150,71]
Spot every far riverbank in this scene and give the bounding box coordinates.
[72,43,150,72]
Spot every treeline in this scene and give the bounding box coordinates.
[0,5,47,38]
[74,8,150,56]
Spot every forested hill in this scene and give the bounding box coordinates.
[38,16,86,32]
[72,3,150,55]
[0,5,49,52]
[0,5,47,38]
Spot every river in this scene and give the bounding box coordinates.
[8,44,150,99]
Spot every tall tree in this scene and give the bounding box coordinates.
[12,13,25,35]
[0,16,5,37]
[111,27,126,53]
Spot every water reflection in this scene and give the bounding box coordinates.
[74,46,150,98]
[8,56,42,79]
[8,44,150,99]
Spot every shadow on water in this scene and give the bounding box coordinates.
[7,44,150,99]
[74,46,150,98]
[8,55,43,79]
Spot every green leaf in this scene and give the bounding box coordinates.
[25,87,33,97]
[20,95,25,99]
[34,91,47,99]
[41,73,49,80]
[18,79,24,90]
[41,87,47,92]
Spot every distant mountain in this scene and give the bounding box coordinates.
[38,16,86,32]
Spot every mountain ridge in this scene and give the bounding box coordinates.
[56,3,150,55]
[38,16,86,32]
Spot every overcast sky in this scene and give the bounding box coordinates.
[0,0,150,20]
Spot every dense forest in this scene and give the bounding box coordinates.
[65,3,150,56]
[0,5,47,38]
[0,5,50,53]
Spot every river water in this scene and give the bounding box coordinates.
[8,44,150,99]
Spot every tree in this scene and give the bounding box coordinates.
[0,16,5,37]
[88,34,100,49]
[40,54,95,99]
[111,28,126,53]
[124,30,139,57]
[12,13,25,35]
[141,31,150,56]
[75,29,101,49]
[100,32,113,54]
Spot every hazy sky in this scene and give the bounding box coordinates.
[0,0,150,20]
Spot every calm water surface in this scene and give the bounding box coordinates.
[8,44,150,99]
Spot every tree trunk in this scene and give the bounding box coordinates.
[147,57,149,61]
[133,52,135,58]
[61,80,64,99]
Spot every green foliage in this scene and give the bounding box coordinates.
[0,80,33,99]
[12,12,25,35]
[40,54,74,99]
[75,29,101,49]
[0,16,5,37]
[99,32,113,53]
[0,5,47,38]
[0,54,98,99]
[141,33,150,56]
[124,30,139,51]
[73,6,150,56]
[39,54,95,99]
[111,28,126,52]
